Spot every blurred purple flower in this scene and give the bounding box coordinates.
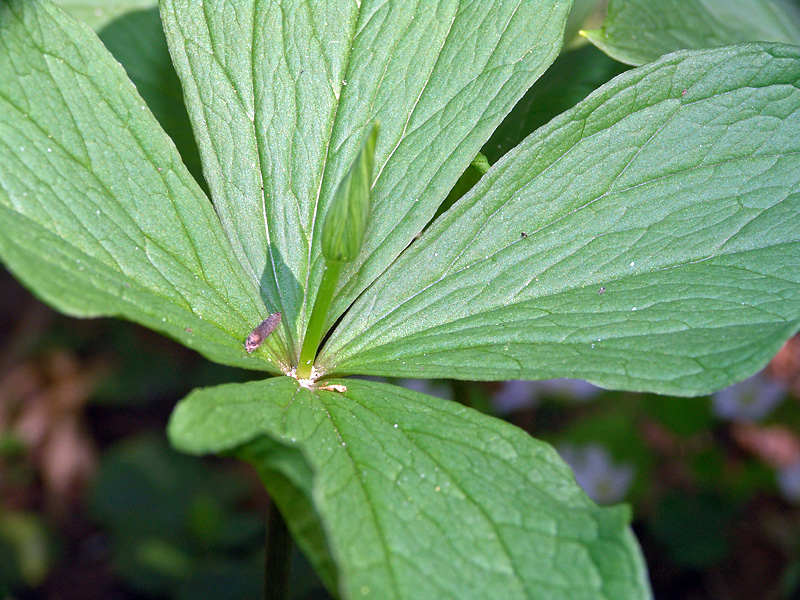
[395,379,452,400]
[777,460,800,503]
[712,374,786,423]
[557,443,634,505]
[537,379,602,403]
[492,378,602,414]
[492,380,540,413]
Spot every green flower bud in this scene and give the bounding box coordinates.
[321,122,379,263]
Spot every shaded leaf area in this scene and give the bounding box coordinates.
[483,43,629,164]
[322,44,800,396]
[159,0,571,360]
[562,0,602,47]
[584,0,800,66]
[432,153,491,224]
[170,377,651,600]
[0,1,287,372]
[54,0,156,31]
[98,8,205,189]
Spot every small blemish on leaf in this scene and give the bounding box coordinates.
[319,384,347,393]
[244,312,281,353]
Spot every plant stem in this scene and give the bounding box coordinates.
[265,500,292,600]
[296,260,343,379]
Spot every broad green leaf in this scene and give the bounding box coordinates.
[483,44,628,164]
[159,0,573,361]
[97,8,205,187]
[170,377,651,600]
[583,0,800,66]
[0,0,288,372]
[320,44,800,397]
[54,0,157,31]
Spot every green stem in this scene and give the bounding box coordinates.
[265,500,292,600]
[297,260,343,379]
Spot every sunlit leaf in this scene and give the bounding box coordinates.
[321,44,800,396]
[0,0,288,371]
[170,377,652,600]
[483,44,628,164]
[54,0,156,31]
[159,0,573,359]
[97,7,205,187]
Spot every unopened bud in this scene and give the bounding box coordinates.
[321,122,379,263]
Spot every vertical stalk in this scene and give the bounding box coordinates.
[296,260,343,379]
[265,500,292,600]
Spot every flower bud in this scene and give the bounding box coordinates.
[321,122,379,263]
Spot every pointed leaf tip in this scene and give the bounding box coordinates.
[321,123,379,264]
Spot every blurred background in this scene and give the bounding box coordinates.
[3,262,800,600]
[4,1,800,598]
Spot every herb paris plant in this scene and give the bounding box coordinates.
[2,1,800,599]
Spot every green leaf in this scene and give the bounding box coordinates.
[321,123,378,264]
[97,8,205,187]
[483,44,628,164]
[159,0,573,360]
[583,0,800,66]
[0,0,288,372]
[170,377,651,600]
[54,0,157,31]
[320,44,800,397]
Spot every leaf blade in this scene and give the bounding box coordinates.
[97,7,205,187]
[583,0,800,66]
[170,377,652,600]
[320,44,800,396]
[54,0,157,31]
[0,0,286,371]
[482,44,628,164]
[159,0,573,361]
